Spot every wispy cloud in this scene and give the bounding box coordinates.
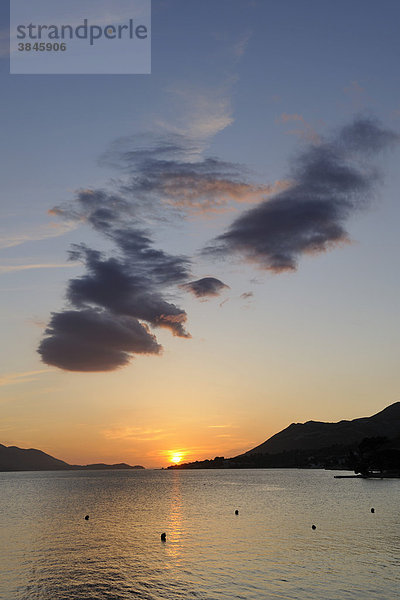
[103,426,167,442]
[156,84,234,149]
[161,178,291,215]
[0,263,78,275]
[0,221,77,249]
[233,30,252,57]
[100,133,291,215]
[155,44,239,155]
[276,113,321,144]
[0,370,50,387]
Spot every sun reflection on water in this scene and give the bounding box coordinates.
[165,471,184,563]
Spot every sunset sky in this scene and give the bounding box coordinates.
[1,0,400,468]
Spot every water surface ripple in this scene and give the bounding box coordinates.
[1,469,399,599]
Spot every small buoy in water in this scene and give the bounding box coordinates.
[311,524,316,530]
[84,515,89,521]
[371,508,375,513]
[235,509,239,515]
[161,532,166,541]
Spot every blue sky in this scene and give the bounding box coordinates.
[1,1,400,466]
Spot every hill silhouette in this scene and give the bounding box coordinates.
[245,402,400,455]
[0,444,144,472]
[169,402,400,470]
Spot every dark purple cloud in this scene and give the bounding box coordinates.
[67,244,190,338]
[42,189,193,370]
[204,117,399,271]
[38,309,161,372]
[181,277,229,298]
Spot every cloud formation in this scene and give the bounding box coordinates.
[66,244,190,338]
[101,133,289,214]
[276,113,321,144]
[40,188,193,371]
[39,116,398,372]
[182,277,229,298]
[205,117,399,271]
[44,127,268,370]
[39,309,161,372]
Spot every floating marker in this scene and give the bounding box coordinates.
[84,515,89,521]
[371,508,375,513]
[311,524,316,530]
[235,509,239,515]
[161,532,166,541]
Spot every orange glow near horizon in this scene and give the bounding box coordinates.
[169,451,185,465]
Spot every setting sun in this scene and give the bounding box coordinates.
[169,451,184,464]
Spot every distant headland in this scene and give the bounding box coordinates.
[0,444,144,472]
[169,402,400,475]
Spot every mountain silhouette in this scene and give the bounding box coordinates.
[0,444,144,471]
[168,402,400,470]
[244,402,400,455]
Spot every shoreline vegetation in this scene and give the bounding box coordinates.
[166,438,400,478]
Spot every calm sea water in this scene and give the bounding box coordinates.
[0,469,399,600]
